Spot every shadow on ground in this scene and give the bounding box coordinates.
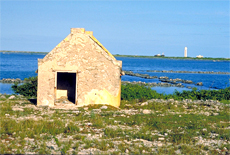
[28,99,37,105]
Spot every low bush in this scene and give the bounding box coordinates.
[11,76,37,97]
[168,87,230,101]
[121,83,230,102]
[121,83,163,101]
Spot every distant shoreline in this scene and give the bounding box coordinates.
[1,50,229,61]
[114,54,230,61]
[0,50,48,54]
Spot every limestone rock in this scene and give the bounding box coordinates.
[159,76,169,79]
[92,109,101,113]
[100,105,108,110]
[9,95,16,99]
[196,82,203,86]
[141,102,148,106]
[12,107,24,111]
[0,95,6,99]
[183,80,193,84]
[158,137,165,141]
[175,150,181,154]
[142,109,151,114]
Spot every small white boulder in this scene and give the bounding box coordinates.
[9,95,16,99]
[100,105,108,110]
[142,109,151,114]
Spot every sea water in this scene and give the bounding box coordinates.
[0,52,229,94]
[118,57,230,90]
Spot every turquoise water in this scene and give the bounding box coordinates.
[1,52,229,94]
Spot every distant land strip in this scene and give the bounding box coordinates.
[114,54,230,61]
[1,50,229,61]
[0,50,48,54]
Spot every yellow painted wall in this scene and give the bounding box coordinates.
[84,80,121,107]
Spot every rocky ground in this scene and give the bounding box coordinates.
[0,94,229,154]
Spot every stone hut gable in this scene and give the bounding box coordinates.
[39,28,121,68]
[37,28,122,108]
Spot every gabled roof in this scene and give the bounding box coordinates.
[38,28,122,69]
[89,34,116,60]
[71,28,116,60]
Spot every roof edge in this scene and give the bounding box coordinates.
[89,35,116,60]
[70,28,116,60]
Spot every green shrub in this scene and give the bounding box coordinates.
[169,87,230,101]
[121,83,230,102]
[11,76,37,97]
[121,83,162,101]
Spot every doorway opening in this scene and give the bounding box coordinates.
[56,72,76,103]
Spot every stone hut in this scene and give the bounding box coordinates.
[37,28,122,107]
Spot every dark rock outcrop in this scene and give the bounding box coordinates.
[196,82,203,86]
[182,80,193,84]
[146,70,230,75]
[122,81,186,88]
[123,71,205,88]
[0,78,24,83]
[124,71,158,79]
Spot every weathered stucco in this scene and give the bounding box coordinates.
[37,28,122,107]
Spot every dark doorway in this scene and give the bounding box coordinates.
[57,72,76,103]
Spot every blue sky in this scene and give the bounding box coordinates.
[1,1,229,58]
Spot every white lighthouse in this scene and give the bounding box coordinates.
[184,47,187,57]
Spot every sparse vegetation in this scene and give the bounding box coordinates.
[0,94,229,154]
[121,83,230,103]
[6,76,230,154]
